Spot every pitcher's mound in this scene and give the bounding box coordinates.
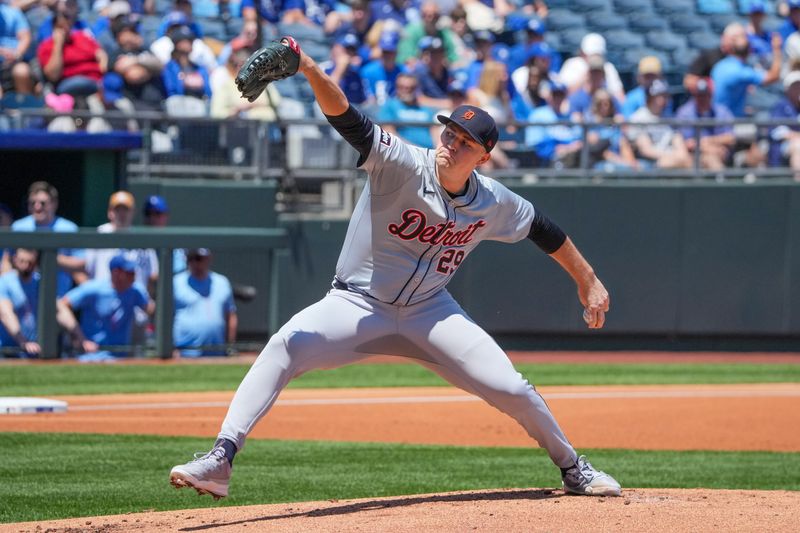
[9,488,800,532]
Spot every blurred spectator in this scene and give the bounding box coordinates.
[568,55,619,121]
[779,0,800,41]
[240,0,327,26]
[370,0,420,27]
[685,22,741,93]
[37,1,106,97]
[0,0,33,95]
[675,77,735,171]
[322,33,370,106]
[463,30,498,90]
[84,191,158,292]
[621,56,669,119]
[162,26,212,101]
[211,47,280,119]
[360,31,402,106]
[525,80,582,168]
[510,63,547,120]
[142,195,187,274]
[92,0,154,15]
[396,1,457,67]
[173,248,237,357]
[510,43,556,101]
[57,254,153,361]
[104,15,165,113]
[711,23,781,117]
[0,248,40,357]
[468,60,512,124]
[326,0,373,41]
[0,203,12,227]
[746,0,774,67]
[559,33,625,104]
[36,0,90,43]
[585,89,637,171]
[442,4,474,70]
[768,71,800,179]
[508,18,561,74]
[91,0,132,53]
[5,181,84,297]
[217,19,261,67]
[627,80,691,169]
[151,13,216,73]
[378,72,437,148]
[412,36,451,107]
[157,0,203,40]
[460,0,512,32]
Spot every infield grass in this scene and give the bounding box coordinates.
[2,362,800,396]
[1,432,799,524]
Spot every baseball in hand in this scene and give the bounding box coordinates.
[582,308,592,325]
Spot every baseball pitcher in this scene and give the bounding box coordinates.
[170,37,620,499]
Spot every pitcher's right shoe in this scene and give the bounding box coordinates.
[170,446,231,500]
[562,455,621,496]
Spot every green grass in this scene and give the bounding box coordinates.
[1,432,798,524]
[1,362,799,396]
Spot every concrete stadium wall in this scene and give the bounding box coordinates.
[273,182,800,347]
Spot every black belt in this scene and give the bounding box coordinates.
[332,277,348,291]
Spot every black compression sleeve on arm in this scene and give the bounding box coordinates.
[527,209,567,254]
[325,105,375,167]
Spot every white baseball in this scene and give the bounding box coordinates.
[582,308,592,324]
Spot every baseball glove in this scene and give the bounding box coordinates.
[236,37,302,102]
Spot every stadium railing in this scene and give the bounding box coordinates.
[0,227,288,359]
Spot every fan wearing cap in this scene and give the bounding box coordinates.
[150,10,216,72]
[168,38,621,501]
[627,79,692,169]
[360,31,402,106]
[567,54,621,122]
[621,56,670,119]
[378,72,438,148]
[173,248,238,357]
[57,253,153,361]
[768,70,800,178]
[779,0,800,42]
[558,33,625,103]
[161,25,211,100]
[525,79,582,165]
[142,195,189,274]
[36,0,90,42]
[410,35,453,109]
[104,15,165,113]
[746,0,774,66]
[322,32,370,105]
[508,18,562,75]
[675,77,735,171]
[82,191,159,294]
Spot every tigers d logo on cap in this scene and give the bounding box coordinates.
[437,105,499,153]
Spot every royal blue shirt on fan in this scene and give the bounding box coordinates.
[0,271,39,349]
[711,56,765,117]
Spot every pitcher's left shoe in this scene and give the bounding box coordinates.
[562,455,621,496]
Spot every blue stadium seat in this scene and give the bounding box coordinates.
[708,13,739,33]
[604,29,646,51]
[587,12,628,32]
[737,0,775,14]
[653,0,696,15]
[200,18,227,41]
[627,13,669,32]
[762,15,782,32]
[645,30,689,53]
[558,28,590,54]
[688,31,720,50]
[546,0,574,8]
[138,15,161,46]
[697,0,735,14]
[669,15,712,34]
[546,9,587,31]
[544,32,562,51]
[573,0,614,12]
[613,0,653,13]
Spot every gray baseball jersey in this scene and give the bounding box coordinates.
[217,112,578,470]
[335,124,535,306]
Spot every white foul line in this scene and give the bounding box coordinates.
[66,388,800,412]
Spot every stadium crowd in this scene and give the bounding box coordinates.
[0,181,238,360]
[3,0,800,174]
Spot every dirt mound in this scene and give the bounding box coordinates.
[6,488,798,533]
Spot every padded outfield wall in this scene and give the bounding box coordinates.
[130,179,800,350]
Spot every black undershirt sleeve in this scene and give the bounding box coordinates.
[324,105,375,167]
[527,208,567,254]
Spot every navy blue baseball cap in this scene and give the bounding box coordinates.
[109,254,136,273]
[418,36,444,52]
[748,0,765,13]
[437,105,499,153]
[144,195,169,214]
[337,33,359,49]
[527,18,546,35]
[378,31,399,52]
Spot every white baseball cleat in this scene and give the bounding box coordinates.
[561,455,621,496]
[170,446,231,500]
